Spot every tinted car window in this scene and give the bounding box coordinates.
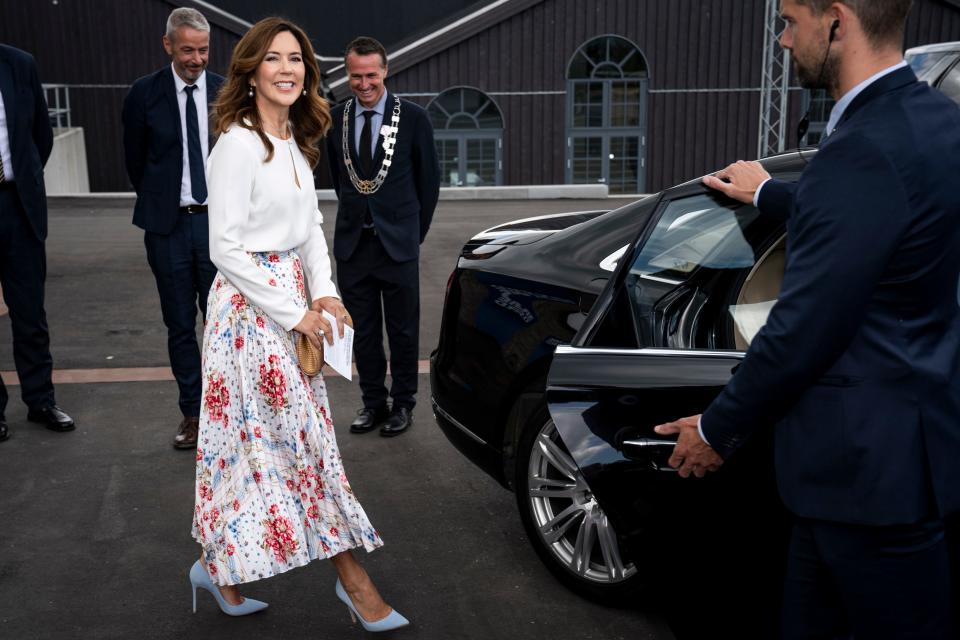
[608,193,782,350]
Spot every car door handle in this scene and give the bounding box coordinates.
[621,438,677,472]
[623,438,675,449]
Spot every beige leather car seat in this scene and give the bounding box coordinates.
[732,235,786,349]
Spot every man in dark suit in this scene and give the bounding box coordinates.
[326,37,440,438]
[656,1,960,637]
[122,8,223,449]
[0,45,75,442]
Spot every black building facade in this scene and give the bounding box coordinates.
[2,0,959,193]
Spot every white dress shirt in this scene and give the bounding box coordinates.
[353,89,388,159]
[0,88,13,181]
[171,64,210,207]
[823,60,908,137]
[206,124,339,331]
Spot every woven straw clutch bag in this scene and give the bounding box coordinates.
[295,332,324,377]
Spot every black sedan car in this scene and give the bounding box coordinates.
[431,152,807,630]
[431,59,960,632]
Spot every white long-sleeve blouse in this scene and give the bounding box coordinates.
[206,124,338,331]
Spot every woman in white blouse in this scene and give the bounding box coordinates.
[188,18,407,632]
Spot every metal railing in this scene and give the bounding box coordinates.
[42,83,71,129]
[757,0,792,158]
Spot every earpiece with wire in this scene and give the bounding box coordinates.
[796,19,840,146]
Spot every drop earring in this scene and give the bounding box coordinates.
[302,88,307,96]
[248,86,254,97]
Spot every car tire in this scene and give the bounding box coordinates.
[514,407,646,605]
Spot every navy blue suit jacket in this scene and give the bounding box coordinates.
[121,66,223,235]
[325,92,440,263]
[0,45,53,241]
[703,66,960,526]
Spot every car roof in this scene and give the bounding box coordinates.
[906,41,960,55]
[758,150,810,174]
[665,150,811,196]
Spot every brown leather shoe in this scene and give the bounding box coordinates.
[173,417,199,449]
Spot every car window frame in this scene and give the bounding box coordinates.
[572,190,666,348]
[907,50,956,85]
[934,56,960,104]
[574,185,786,353]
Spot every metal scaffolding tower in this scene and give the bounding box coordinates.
[757,0,792,158]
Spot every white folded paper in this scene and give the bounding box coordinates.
[321,310,354,380]
[728,300,776,346]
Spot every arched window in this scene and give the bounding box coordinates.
[428,87,504,187]
[566,35,649,194]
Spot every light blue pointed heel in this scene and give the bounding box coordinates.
[335,578,410,632]
[190,560,268,616]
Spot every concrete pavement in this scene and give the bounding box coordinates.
[0,197,673,639]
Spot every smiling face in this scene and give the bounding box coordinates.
[250,30,305,114]
[163,26,209,84]
[346,51,387,108]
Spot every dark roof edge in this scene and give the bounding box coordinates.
[327,0,544,100]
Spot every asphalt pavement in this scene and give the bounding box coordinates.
[0,196,674,639]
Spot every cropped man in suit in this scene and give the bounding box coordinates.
[326,37,440,438]
[122,8,223,449]
[0,45,75,442]
[655,0,960,637]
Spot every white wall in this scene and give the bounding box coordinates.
[44,127,90,195]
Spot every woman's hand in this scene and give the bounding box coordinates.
[310,296,352,338]
[294,309,334,347]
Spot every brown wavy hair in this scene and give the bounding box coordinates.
[213,17,330,167]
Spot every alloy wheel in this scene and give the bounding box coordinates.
[526,419,637,584]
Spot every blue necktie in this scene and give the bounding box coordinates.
[184,85,207,204]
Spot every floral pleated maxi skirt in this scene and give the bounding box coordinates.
[191,250,383,586]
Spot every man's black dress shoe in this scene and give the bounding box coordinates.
[27,405,75,432]
[380,406,412,437]
[0,420,8,441]
[350,406,389,434]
